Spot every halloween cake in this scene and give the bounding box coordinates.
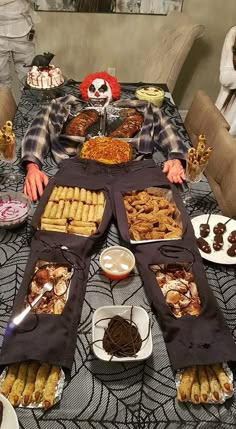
[27,65,64,89]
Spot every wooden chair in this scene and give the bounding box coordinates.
[0,87,17,127]
[184,89,236,217]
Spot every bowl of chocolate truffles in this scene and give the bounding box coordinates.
[0,191,31,229]
[99,246,135,280]
[92,305,153,362]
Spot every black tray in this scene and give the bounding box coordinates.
[77,137,138,164]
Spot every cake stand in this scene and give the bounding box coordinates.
[22,76,67,103]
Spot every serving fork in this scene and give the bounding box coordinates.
[11,282,53,327]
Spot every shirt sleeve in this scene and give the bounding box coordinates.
[219,26,236,89]
[21,102,53,169]
[153,109,187,162]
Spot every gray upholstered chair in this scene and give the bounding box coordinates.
[184,89,236,217]
[204,127,236,218]
[184,89,230,147]
[142,12,205,93]
[0,87,17,127]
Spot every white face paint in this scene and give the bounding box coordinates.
[88,78,113,108]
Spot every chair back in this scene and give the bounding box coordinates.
[142,12,205,93]
[0,87,17,127]
[185,89,236,217]
[184,89,230,148]
[205,127,236,217]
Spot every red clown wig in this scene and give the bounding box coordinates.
[79,71,121,101]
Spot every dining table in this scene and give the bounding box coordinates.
[0,80,236,429]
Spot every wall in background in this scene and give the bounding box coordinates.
[35,0,183,14]
[174,0,236,109]
[12,0,235,110]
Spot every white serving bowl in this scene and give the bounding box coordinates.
[135,86,165,107]
[99,246,135,280]
[92,305,153,362]
[0,191,31,229]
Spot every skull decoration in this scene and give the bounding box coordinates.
[87,78,112,108]
[79,71,121,108]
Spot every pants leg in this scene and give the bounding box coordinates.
[0,37,12,88]
[10,34,35,88]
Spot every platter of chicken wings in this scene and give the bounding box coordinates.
[123,187,183,243]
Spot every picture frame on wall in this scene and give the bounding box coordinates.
[34,0,183,15]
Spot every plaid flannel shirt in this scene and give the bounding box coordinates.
[21,94,186,169]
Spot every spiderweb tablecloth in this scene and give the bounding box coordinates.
[0,82,235,429]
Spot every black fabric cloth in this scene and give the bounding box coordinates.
[0,237,90,370]
[135,239,236,370]
[31,157,158,252]
[109,163,236,370]
[110,160,188,243]
[31,157,115,253]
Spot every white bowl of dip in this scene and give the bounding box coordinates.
[99,245,135,280]
[0,191,31,229]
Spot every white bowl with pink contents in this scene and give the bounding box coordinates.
[0,191,31,229]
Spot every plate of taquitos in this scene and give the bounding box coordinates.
[176,363,234,404]
[0,361,64,410]
[39,185,105,235]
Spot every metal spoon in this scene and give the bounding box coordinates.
[11,282,53,327]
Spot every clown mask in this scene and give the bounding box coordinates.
[87,78,113,108]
